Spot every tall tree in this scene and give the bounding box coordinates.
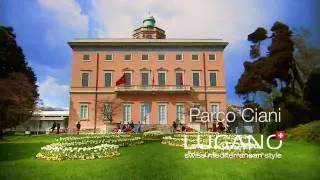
[235,22,319,130]
[0,26,38,138]
[235,22,307,101]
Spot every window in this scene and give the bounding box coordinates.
[141,72,149,86]
[176,104,185,123]
[192,54,199,61]
[158,54,165,61]
[83,54,90,61]
[124,54,131,61]
[208,54,216,61]
[158,72,166,86]
[124,72,132,86]
[175,72,183,86]
[209,72,217,86]
[123,104,131,124]
[103,103,112,120]
[141,54,149,61]
[210,103,219,120]
[176,53,183,61]
[80,104,89,120]
[104,72,112,87]
[158,104,167,124]
[81,72,89,87]
[192,72,200,86]
[105,54,112,61]
[140,103,150,124]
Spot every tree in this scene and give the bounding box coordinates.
[236,22,311,102]
[0,26,38,138]
[0,73,37,137]
[98,97,121,123]
[304,67,320,120]
[235,22,319,131]
[292,27,320,83]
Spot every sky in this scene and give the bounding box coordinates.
[1,0,319,109]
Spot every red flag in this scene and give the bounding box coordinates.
[116,74,125,86]
[180,74,183,85]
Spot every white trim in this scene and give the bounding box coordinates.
[69,89,226,94]
[70,90,115,93]
[104,71,113,87]
[210,103,219,117]
[157,53,166,61]
[140,103,150,124]
[157,71,167,86]
[141,53,149,61]
[124,71,133,85]
[158,103,168,124]
[208,53,216,61]
[176,103,185,123]
[208,71,218,87]
[192,71,201,86]
[81,71,90,87]
[192,89,226,93]
[140,71,150,86]
[104,53,113,61]
[123,53,132,61]
[70,38,227,43]
[191,54,200,61]
[79,103,89,120]
[175,71,184,86]
[82,53,91,61]
[175,53,184,61]
[122,103,132,124]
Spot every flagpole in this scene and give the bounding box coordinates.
[203,52,208,131]
[94,53,100,133]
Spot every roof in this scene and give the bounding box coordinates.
[33,110,69,116]
[143,15,156,27]
[68,38,228,48]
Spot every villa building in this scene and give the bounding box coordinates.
[68,16,228,132]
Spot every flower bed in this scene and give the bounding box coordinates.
[143,131,164,140]
[36,134,143,160]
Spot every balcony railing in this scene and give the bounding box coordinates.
[115,85,191,93]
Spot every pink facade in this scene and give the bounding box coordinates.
[68,17,228,131]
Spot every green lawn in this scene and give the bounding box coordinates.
[0,135,319,180]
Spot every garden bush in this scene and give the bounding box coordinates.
[287,120,320,143]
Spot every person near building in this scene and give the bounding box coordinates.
[76,121,81,135]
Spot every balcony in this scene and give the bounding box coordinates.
[115,85,191,94]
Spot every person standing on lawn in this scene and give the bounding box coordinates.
[51,121,56,133]
[136,121,142,133]
[76,121,81,135]
[172,120,177,133]
[130,121,134,129]
[56,122,60,134]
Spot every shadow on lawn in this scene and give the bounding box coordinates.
[0,142,46,162]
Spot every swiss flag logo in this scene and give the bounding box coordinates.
[276,131,286,141]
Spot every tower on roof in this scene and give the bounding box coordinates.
[133,15,166,39]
